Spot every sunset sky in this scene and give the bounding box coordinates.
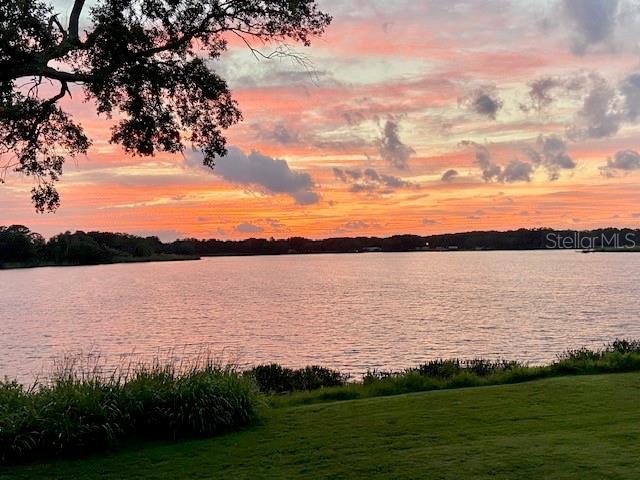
[4,0,640,240]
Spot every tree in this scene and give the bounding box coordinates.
[0,0,331,212]
[0,225,45,262]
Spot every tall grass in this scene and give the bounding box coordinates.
[0,356,259,465]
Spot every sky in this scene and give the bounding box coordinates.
[4,0,640,241]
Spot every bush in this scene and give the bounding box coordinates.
[0,360,259,465]
[411,359,524,379]
[246,364,348,393]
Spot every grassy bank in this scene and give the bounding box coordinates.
[4,372,640,479]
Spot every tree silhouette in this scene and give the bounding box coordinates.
[0,0,331,211]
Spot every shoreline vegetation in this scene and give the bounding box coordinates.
[8,372,639,479]
[2,225,640,270]
[3,340,640,465]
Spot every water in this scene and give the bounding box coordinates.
[1,250,639,383]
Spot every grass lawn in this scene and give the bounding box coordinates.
[4,372,640,479]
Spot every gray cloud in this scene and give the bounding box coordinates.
[187,147,319,205]
[500,159,534,183]
[376,120,415,170]
[251,122,300,145]
[527,77,564,112]
[568,75,622,139]
[462,137,575,184]
[527,71,640,138]
[620,72,640,122]
[600,149,640,177]
[562,0,620,55]
[422,218,439,225]
[523,73,589,113]
[461,141,503,182]
[526,135,577,180]
[333,166,417,194]
[441,169,459,183]
[462,88,503,119]
[234,223,264,234]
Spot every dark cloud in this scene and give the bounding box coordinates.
[333,166,417,194]
[251,123,300,145]
[462,88,503,119]
[500,159,534,183]
[523,73,590,113]
[527,77,563,112]
[441,169,459,183]
[561,0,621,55]
[600,149,640,177]
[376,120,415,170]
[620,72,640,121]
[526,72,640,138]
[462,137,575,184]
[526,135,577,180]
[569,72,640,138]
[234,223,264,234]
[568,75,622,139]
[461,141,503,182]
[422,218,439,225]
[332,167,362,182]
[186,147,319,205]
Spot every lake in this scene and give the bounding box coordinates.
[1,250,639,383]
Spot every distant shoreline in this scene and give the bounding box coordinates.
[5,248,639,270]
[3,226,640,270]
[0,254,200,270]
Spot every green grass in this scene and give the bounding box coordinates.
[4,372,640,479]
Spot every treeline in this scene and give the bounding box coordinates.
[0,225,190,267]
[174,227,640,255]
[3,225,640,267]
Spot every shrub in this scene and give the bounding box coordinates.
[246,364,348,393]
[414,359,462,378]
[292,366,347,391]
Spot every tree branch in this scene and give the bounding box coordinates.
[69,0,86,45]
[48,14,67,39]
[1,66,92,84]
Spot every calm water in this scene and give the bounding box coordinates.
[1,251,639,383]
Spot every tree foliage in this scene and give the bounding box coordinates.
[0,0,331,211]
